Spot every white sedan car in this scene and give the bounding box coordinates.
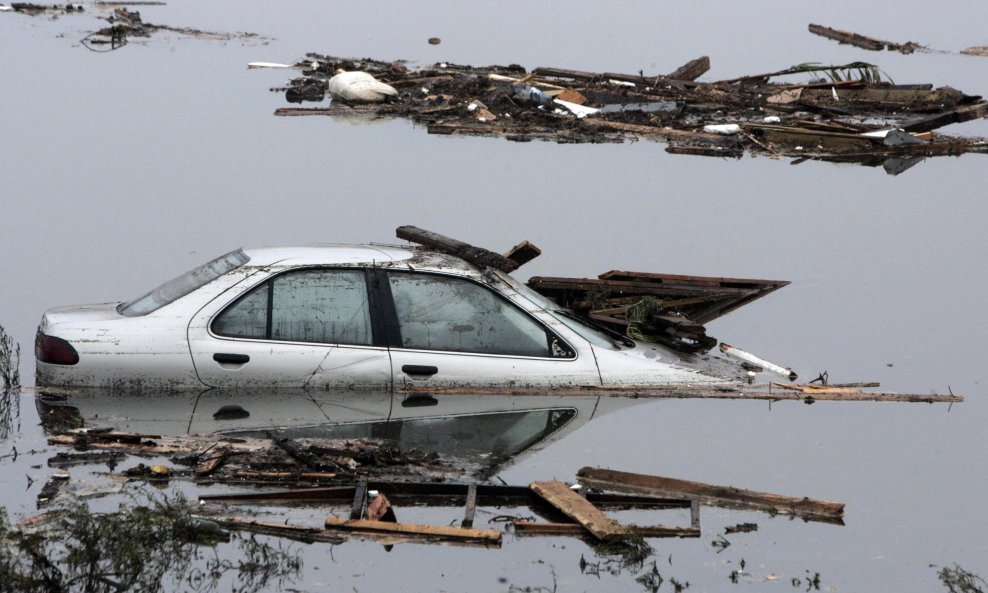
[36,244,741,392]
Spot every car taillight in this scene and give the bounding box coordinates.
[35,331,79,365]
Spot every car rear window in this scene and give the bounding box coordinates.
[118,249,250,317]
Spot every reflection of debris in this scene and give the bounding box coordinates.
[3,497,301,593]
[47,429,444,485]
[808,24,926,53]
[261,54,988,173]
[577,467,845,523]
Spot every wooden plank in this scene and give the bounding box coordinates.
[902,102,988,133]
[351,481,368,520]
[324,516,502,543]
[808,23,887,51]
[513,521,699,538]
[397,383,963,403]
[599,270,789,290]
[667,56,710,81]
[529,480,625,541]
[503,240,542,268]
[462,484,477,528]
[274,108,336,116]
[395,225,519,273]
[577,467,844,521]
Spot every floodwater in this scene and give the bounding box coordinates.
[2,1,987,591]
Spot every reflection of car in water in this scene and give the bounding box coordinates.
[35,244,741,392]
[36,388,648,476]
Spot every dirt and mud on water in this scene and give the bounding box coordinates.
[262,53,988,174]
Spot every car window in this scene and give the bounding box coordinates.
[213,269,372,346]
[119,249,249,317]
[387,272,565,357]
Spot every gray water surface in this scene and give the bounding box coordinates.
[2,2,987,591]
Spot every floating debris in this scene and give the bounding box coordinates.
[808,23,927,53]
[258,53,988,174]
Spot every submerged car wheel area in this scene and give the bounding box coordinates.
[36,232,752,393]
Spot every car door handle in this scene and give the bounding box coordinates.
[213,353,250,364]
[402,364,438,377]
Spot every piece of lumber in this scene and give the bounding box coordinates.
[667,56,710,81]
[503,240,541,268]
[463,484,477,528]
[577,467,844,521]
[808,23,887,50]
[902,101,988,133]
[513,520,699,538]
[529,481,625,541]
[397,383,963,403]
[396,225,520,272]
[324,516,502,543]
[274,108,336,116]
[807,24,923,54]
[351,481,368,520]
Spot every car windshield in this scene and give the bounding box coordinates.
[118,249,250,317]
[495,271,629,350]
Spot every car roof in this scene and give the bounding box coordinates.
[239,243,479,275]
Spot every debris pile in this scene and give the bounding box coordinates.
[262,53,988,173]
[527,271,788,353]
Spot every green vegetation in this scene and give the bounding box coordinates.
[0,493,301,593]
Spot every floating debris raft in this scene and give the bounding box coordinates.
[258,54,988,174]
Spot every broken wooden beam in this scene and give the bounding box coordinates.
[513,520,699,538]
[396,225,520,273]
[503,240,541,268]
[324,516,502,544]
[529,480,625,541]
[667,56,710,81]
[577,467,844,522]
[902,101,988,133]
[808,23,924,54]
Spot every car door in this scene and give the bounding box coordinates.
[188,267,392,390]
[384,271,601,389]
